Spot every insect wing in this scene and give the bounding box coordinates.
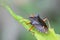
[34,24,45,32]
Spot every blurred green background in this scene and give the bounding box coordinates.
[0,0,60,40]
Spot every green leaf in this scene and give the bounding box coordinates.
[4,5,60,40]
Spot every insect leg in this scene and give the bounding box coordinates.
[29,25,34,31]
[43,18,51,28]
[26,22,31,25]
[43,18,47,22]
[29,25,35,35]
[22,19,31,25]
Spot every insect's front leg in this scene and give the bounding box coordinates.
[25,21,34,31]
[23,20,35,34]
[26,21,31,25]
[29,25,34,31]
[29,25,35,35]
[23,19,32,25]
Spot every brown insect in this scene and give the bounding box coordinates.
[27,14,50,33]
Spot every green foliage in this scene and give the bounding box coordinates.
[4,5,60,40]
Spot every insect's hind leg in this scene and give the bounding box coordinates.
[43,18,51,28]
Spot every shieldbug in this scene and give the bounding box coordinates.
[28,14,49,33]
